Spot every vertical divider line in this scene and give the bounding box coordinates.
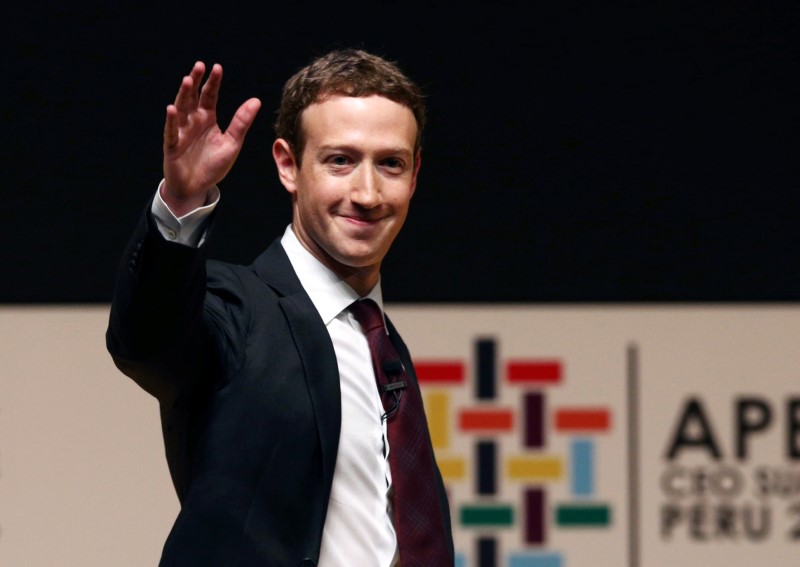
[627,342,640,567]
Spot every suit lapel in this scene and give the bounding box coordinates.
[252,240,342,486]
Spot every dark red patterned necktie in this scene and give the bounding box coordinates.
[349,298,451,566]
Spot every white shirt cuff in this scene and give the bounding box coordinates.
[151,179,220,247]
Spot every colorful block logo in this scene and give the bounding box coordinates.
[418,338,614,567]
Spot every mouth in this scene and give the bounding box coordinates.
[340,213,384,226]
[336,214,390,240]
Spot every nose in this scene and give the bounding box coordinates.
[351,164,381,208]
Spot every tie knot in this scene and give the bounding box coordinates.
[349,298,385,333]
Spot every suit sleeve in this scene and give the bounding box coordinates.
[105,199,220,406]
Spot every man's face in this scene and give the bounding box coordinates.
[274,94,420,284]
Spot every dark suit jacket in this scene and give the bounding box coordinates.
[106,205,454,567]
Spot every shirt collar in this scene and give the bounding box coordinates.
[280,224,384,325]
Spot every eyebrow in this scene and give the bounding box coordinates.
[316,144,414,159]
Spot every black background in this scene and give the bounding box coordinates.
[5,2,799,303]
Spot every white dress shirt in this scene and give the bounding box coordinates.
[151,184,399,566]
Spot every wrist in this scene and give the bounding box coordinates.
[160,183,213,217]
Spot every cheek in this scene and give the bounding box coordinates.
[304,176,343,206]
[297,180,328,209]
[388,188,415,213]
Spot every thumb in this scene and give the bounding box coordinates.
[225,98,262,143]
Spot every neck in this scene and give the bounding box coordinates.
[289,225,380,297]
[333,264,380,298]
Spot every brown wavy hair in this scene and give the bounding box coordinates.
[274,48,426,166]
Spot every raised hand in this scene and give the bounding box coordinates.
[162,61,261,216]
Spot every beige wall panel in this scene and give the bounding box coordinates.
[2,304,799,566]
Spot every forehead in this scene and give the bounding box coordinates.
[300,95,418,152]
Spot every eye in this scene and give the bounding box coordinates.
[324,154,355,173]
[382,157,404,171]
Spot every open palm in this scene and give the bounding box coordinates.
[162,61,261,216]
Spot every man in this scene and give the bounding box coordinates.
[106,49,454,566]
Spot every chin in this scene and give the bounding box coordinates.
[331,249,385,270]
[339,256,382,270]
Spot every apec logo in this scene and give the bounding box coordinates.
[417,337,615,567]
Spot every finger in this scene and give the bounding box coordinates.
[224,98,262,143]
[173,61,205,113]
[186,61,205,108]
[163,104,179,149]
[173,75,195,115]
[198,63,223,111]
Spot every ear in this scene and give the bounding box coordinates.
[272,138,298,194]
[409,150,422,197]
